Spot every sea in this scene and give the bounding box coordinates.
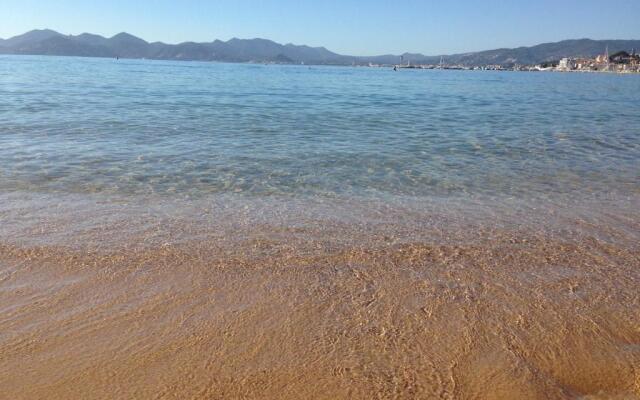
[1,55,639,200]
[1,55,639,399]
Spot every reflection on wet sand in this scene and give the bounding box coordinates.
[0,194,639,399]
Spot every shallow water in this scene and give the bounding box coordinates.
[1,55,639,399]
[1,55,639,199]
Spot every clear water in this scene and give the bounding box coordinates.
[2,56,640,400]
[1,55,639,200]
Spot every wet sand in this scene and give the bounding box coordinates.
[1,193,639,399]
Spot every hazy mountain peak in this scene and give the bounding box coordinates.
[77,33,106,40]
[4,29,63,47]
[73,33,108,45]
[110,32,147,44]
[28,28,60,35]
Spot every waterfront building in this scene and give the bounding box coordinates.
[558,58,576,70]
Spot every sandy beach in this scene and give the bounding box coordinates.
[1,193,638,399]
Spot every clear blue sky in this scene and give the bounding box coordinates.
[2,0,639,55]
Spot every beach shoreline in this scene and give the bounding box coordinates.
[1,192,638,399]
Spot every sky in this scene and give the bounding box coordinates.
[1,0,639,56]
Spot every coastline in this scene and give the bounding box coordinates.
[2,53,639,74]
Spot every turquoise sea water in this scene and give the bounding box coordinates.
[1,55,639,200]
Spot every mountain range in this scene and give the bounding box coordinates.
[1,29,639,66]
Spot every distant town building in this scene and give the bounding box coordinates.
[375,46,638,74]
[558,58,575,70]
[546,47,639,73]
[573,58,592,70]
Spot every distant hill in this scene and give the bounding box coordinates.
[1,29,639,66]
[1,29,63,48]
[432,39,640,66]
[357,39,640,66]
[0,29,348,64]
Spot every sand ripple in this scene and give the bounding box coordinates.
[0,194,639,399]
